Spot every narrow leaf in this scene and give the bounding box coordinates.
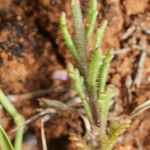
[108,119,131,148]
[88,49,103,96]
[67,63,91,120]
[87,49,103,125]
[98,49,114,96]
[71,0,87,74]
[98,87,115,136]
[60,12,79,62]
[130,100,150,119]
[0,89,24,150]
[94,20,108,49]
[0,125,14,150]
[86,0,98,39]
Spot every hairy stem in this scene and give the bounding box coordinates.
[71,0,88,76]
[87,49,103,125]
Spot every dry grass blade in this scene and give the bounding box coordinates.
[41,119,47,150]
[130,100,150,119]
[38,98,73,111]
[12,109,55,133]
[134,50,147,87]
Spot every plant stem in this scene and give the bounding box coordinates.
[0,89,24,150]
[0,125,14,150]
[87,49,103,125]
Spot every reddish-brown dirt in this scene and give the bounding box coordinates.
[0,0,150,150]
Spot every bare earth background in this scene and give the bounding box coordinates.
[0,0,150,150]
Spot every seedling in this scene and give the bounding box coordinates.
[60,0,150,149]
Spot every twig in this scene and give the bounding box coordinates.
[80,115,98,147]
[115,45,150,56]
[6,86,67,102]
[124,74,133,106]
[130,100,150,119]
[13,97,83,133]
[140,23,150,35]
[67,97,81,107]
[41,119,47,150]
[12,98,86,132]
[114,47,132,55]
[121,26,135,40]
[133,49,147,87]
[38,98,74,111]
[135,137,143,150]
[13,96,82,133]
[132,44,149,55]
[12,109,56,133]
[116,41,148,88]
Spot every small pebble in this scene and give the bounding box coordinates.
[51,70,68,81]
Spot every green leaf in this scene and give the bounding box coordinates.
[86,0,98,39]
[87,49,103,125]
[0,89,24,150]
[60,12,79,63]
[94,20,108,49]
[108,119,131,148]
[0,125,14,150]
[88,49,103,96]
[98,87,115,136]
[67,63,92,120]
[98,49,114,95]
[71,0,87,75]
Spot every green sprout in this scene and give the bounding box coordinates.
[0,89,24,150]
[60,0,150,150]
[60,0,113,128]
